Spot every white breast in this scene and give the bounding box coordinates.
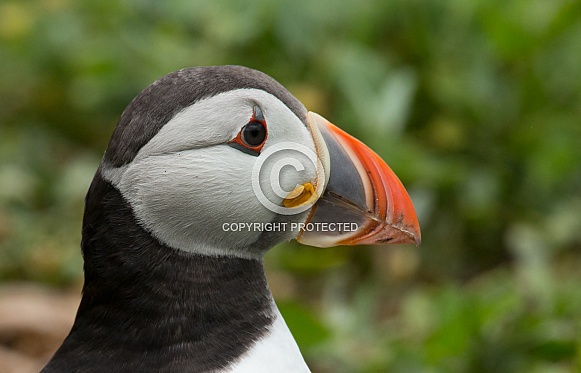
[225,307,311,373]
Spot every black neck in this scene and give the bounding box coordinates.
[42,173,275,373]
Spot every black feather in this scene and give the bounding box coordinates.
[41,173,274,372]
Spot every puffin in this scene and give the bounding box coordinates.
[41,65,420,373]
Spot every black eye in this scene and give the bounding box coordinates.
[241,121,266,146]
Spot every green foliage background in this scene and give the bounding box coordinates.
[1,0,580,372]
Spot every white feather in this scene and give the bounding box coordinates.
[225,307,311,373]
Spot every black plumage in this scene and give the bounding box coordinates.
[42,173,274,372]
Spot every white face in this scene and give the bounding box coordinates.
[102,89,328,258]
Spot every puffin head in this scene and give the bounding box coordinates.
[98,65,420,259]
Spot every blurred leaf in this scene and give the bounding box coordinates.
[278,301,331,349]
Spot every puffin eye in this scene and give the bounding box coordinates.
[228,106,268,156]
[241,121,266,147]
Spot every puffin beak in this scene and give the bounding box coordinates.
[297,112,421,247]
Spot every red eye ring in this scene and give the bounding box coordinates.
[229,106,268,155]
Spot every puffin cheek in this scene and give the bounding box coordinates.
[117,149,275,252]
